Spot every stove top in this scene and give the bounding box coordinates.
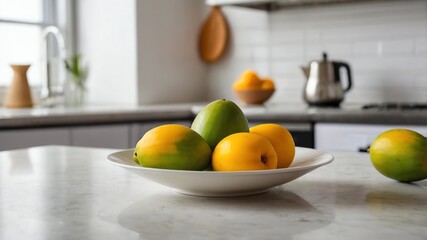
[361,103,427,110]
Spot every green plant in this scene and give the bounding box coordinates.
[64,54,88,90]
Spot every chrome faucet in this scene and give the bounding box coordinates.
[40,26,66,107]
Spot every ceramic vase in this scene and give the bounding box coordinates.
[4,64,33,108]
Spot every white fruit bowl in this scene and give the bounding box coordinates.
[106,147,333,197]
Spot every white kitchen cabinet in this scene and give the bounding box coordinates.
[70,124,131,149]
[0,121,193,151]
[0,128,70,151]
[315,123,427,152]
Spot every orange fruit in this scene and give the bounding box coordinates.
[369,129,427,182]
[212,132,278,171]
[261,78,275,90]
[232,80,247,91]
[250,124,295,168]
[134,124,212,170]
[233,70,276,92]
[233,70,262,90]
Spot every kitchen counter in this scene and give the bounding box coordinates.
[1,102,427,129]
[1,145,426,239]
[0,104,194,129]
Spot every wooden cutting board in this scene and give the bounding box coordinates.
[198,6,228,63]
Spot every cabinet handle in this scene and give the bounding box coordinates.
[358,145,370,153]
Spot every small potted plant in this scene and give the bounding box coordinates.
[64,54,88,106]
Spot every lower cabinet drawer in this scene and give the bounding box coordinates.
[0,128,70,151]
[70,124,130,149]
[315,123,427,152]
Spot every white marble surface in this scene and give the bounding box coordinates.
[1,146,426,240]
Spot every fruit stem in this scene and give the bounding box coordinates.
[261,155,268,164]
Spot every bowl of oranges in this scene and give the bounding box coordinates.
[232,70,275,105]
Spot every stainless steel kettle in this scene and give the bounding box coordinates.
[301,53,352,107]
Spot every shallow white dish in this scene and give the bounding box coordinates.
[106,147,334,197]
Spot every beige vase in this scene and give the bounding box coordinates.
[4,64,33,108]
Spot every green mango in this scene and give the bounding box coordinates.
[369,129,427,183]
[191,99,249,150]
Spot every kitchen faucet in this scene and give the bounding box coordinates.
[40,26,66,107]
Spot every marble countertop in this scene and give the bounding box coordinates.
[1,102,427,129]
[1,145,426,239]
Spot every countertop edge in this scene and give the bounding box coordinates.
[1,103,427,129]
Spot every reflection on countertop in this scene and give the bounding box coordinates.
[118,190,334,239]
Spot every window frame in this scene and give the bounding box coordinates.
[0,0,75,105]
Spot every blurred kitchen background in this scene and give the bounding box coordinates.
[210,0,427,105]
[0,0,426,106]
[1,0,427,152]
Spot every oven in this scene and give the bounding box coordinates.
[250,122,314,148]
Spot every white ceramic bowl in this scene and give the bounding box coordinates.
[106,147,333,197]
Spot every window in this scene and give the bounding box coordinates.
[0,0,73,90]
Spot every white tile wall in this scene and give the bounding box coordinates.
[207,0,427,105]
[77,0,208,106]
[78,0,138,105]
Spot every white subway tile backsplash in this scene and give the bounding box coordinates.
[253,46,269,60]
[415,39,427,55]
[346,90,383,104]
[227,45,254,60]
[322,42,353,57]
[305,43,326,59]
[271,60,305,75]
[208,0,427,104]
[354,71,425,88]
[274,77,305,90]
[381,39,414,55]
[270,29,305,44]
[270,44,304,60]
[353,41,382,56]
[352,56,427,71]
[303,30,323,43]
[253,61,270,76]
[231,29,269,45]
[414,89,427,102]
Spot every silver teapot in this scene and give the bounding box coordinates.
[301,53,352,107]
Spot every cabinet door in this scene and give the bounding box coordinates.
[71,124,130,149]
[0,128,70,151]
[315,123,427,152]
[130,121,191,147]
